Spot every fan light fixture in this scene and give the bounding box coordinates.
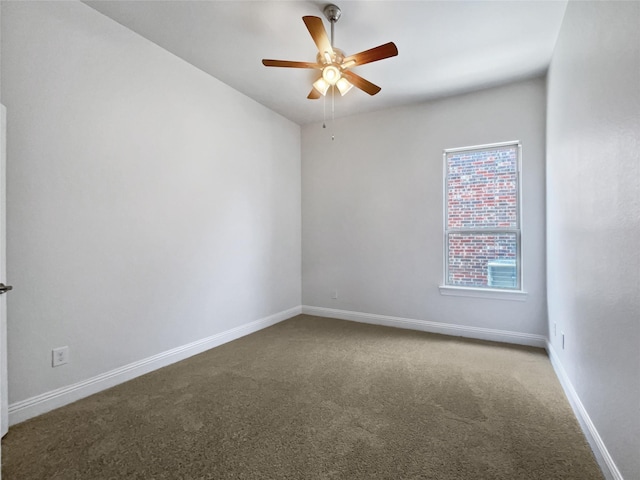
[313,62,353,96]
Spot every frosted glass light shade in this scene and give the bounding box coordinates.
[313,77,330,96]
[336,77,353,96]
[322,65,341,85]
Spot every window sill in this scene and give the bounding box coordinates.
[439,285,528,301]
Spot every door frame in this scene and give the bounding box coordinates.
[1,103,9,439]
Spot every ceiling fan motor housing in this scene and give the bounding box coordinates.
[316,48,345,67]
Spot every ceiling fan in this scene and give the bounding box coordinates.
[262,4,398,99]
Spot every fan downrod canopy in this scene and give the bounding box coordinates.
[323,4,341,24]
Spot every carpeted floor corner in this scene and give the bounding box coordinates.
[2,315,603,479]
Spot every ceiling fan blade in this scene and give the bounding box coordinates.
[307,88,321,100]
[262,59,322,69]
[303,16,334,57]
[341,71,382,96]
[342,42,398,68]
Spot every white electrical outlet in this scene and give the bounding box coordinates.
[331,290,338,299]
[52,346,69,367]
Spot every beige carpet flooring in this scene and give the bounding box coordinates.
[3,315,603,479]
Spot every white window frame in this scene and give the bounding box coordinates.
[439,141,526,301]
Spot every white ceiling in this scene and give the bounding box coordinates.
[84,1,568,125]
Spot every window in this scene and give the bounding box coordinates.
[443,141,522,292]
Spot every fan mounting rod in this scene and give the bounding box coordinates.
[323,4,341,47]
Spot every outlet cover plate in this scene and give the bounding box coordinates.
[52,346,69,367]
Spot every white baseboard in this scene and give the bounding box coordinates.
[9,306,301,426]
[302,305,547,348]
[546,343,623,480]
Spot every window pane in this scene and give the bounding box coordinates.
[447,232,518,288]
[447,147,518,229]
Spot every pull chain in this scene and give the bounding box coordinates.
[331,86,335,141]
[322,92,326,129]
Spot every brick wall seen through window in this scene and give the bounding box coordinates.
[444,143,521,289]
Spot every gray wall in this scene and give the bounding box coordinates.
[546,1,640,478]
[1,1,301,404]
[302,77,547,338]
